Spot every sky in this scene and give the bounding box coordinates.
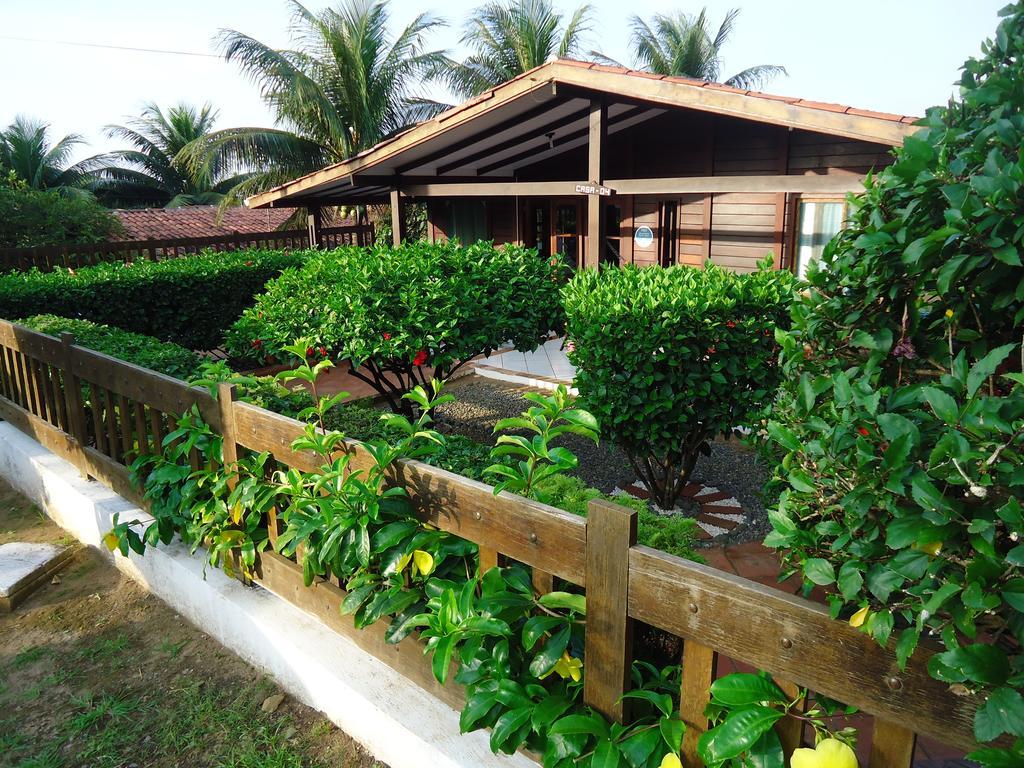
[0,0,1009,163]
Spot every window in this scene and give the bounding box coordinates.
[554,204,580,269]
[451,200,488,244]
[602,203,622,267]
[795,200,846,279]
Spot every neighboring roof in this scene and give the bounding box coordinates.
[247,59,920,210]
[112,206,292,241]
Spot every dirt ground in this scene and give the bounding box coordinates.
[0,479,386,768]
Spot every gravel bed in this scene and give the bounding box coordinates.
[436,376,773,546]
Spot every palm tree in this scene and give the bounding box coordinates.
[0,116,98,194]
[443,0,592,99]
[597,8,786,90]
[93,102,254,208]
[179,0,450,204]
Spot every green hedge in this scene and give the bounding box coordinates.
[0,249,309,349]
[17,314,204,380]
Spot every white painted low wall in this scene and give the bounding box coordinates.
[0,422,532,768]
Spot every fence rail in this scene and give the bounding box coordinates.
[0,224,376,272]
[0,317,984,767]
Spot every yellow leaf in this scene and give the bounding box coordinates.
[412,550,435,577]
[914,541,942,557]
[231,502,243,524]
[848,605,869,628]
[396,553,412,573]
[658,753,682,768]
[102,531,120,552]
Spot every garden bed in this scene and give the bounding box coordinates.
[434,376,772,546]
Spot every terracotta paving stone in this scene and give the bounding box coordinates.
[696,512,741,531]
[679,483,703,498]
[692,491,732,503]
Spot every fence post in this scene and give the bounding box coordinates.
[217,383,239,487]
[59,333,89,476]
[869,719,917,768]
[583,498,636,722]
[680,640,717,763]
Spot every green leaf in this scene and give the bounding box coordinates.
[659,717,685,752]
[591,738,621,768]
[767,422,802,452]
[929,644,1010,686]
[538,591,586,614]
[620,727,662,768]
[967,344,1016,397]
[489,706,532,754]
[921,387,960,424]
[788,469,816,493]
[550,713,610,740]
[974,687,1024,742]
[803,558,836,586]
[710,674,788,707]
[698,706,785,762]
[528,624,571,678]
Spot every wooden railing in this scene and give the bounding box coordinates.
[0,224,375,272]
[0,318,982,767]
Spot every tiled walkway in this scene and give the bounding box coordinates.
[475,337,576,391]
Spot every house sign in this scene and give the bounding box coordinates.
[575,183,613,196]
[634,225,655,249]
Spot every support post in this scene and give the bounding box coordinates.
[585,100,607,270]
[390,188,406,246]
[59,332,89,476]
[583,498,636,722]
[307,205,324,248]
[680,640,717,763]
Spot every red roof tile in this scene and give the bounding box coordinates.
[112,206,293,242]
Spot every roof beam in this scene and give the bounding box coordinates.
[434,105,592,175]
[400,173,868,198]
[475,105,648,176]
[394,93,571,174]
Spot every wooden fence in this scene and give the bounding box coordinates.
[0,318,985,767]
[0,224,376,272]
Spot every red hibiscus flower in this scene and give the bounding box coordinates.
[707,346,716,355]
[725,320,736,328]
[857,426,870,437]
[412,350,428,366]
[251,339,262,349]
[318,346,327,357]
[245,260,254,267]
[306,346,315,357]
[382,332,392,340]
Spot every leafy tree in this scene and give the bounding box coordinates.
[442,0,591,99]
[595,8,785,90]
[179,0,450,205]
[0,178,121,248]
[764,6,1024,765]
[0,116,99,195]
[92,102,253,208]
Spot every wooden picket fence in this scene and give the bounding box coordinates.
[0,317,986,767]
[0,224,375,272]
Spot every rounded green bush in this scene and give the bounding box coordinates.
[16,314,203,380]
[0,249,309,349]
[562,260,794,508]
[227,240,566,413]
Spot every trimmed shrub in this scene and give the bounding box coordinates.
[764,8,1024,764]
[562,260,794,508]
[0,249,308,349]
[16,314,203,379]
[226,241,565,414]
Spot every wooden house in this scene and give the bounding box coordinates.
[246,60,918,277]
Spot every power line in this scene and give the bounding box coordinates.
[0,35,221,59]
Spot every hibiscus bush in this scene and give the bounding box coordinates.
[226,240,565,414]
[765,7,1024,765]
[562,259,794,508]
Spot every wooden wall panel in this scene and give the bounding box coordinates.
[709,192,778,273]
[678,194,704,266]
[630,198,660,267]
[788,131,895,175]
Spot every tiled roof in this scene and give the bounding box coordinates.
[554,59,919,124]
[112,206,293,241]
